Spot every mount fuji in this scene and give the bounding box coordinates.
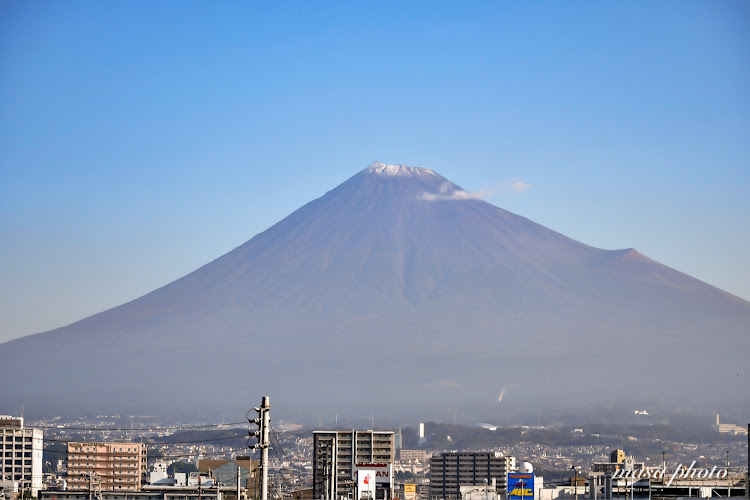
[2,163,748,419]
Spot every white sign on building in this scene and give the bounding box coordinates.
[356,470,377,500]
[354,463,393,500]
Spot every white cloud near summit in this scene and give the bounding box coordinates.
[420,189,484,201]
[420,180,532,201]
[420,181,492,201]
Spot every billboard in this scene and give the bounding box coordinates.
[404,483,416,500]
[354,463,393,485]
[507,473,535,500]
[357,470,377,500]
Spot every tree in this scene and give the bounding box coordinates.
[168,462,198,475]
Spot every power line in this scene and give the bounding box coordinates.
[156,448,252,459]
[269,424,290,461]
[44,434,247,445]
[268,447,290,494]
[34,422,246,431]
[268,424,298,495]
[150,435,247,445]
[42,447,253,459]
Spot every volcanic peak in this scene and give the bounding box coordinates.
[365,161,436,178]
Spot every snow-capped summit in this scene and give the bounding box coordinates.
[365,161,436,177]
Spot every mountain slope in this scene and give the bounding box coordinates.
[2,163,748,418]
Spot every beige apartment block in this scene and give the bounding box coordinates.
[67,442,147,491]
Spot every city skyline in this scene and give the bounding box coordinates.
[1,2,749,344]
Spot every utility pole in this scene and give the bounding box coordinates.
[261,397,270,500]
[248,396,271,500]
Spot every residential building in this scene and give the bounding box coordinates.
[67,442,147,491]
[290,487,314,499]
[398,450,428,463]
[429,452,516,500]
[610,449,625,464]
[149,462,169,485]
[591,449,643,476]
[0,415,44,496]
[313,430,394,500]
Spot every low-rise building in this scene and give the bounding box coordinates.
[40,486,227,500]
[198,457,259,497]
[398,450,428,463]
[712,415,748,435]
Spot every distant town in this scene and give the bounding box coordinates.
[2,400,748,500]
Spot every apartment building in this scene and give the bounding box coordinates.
[67,442,147,491]
[0,415,44,496]
[312,430,394,500]
[429,452,516,500]
[398,449,428,463]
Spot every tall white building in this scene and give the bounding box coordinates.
[0,415,44,496]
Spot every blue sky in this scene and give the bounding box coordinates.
[1,1,749,343]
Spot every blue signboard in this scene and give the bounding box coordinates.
[507,473,535,500]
